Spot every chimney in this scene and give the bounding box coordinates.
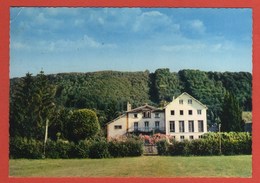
[127,102,132,111]
[172,96,175,101]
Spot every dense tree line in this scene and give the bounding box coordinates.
[10,69,251,142]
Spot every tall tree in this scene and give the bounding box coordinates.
[10,73,36,138]
[10,71,56,140]
[220,92,244,132]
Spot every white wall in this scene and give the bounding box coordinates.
[128,111,165,132]
[107,115,127,138]
[165,93,207,140]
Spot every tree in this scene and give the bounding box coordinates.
[10,73,36,138]
[220,92,244,132]
[10,71,56,140]
[68,109,100,142]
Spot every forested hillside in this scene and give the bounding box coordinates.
[10,69,252,131]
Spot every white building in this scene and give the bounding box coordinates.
[106,92,208,141]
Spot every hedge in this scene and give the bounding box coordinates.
[10,137,43,159]
[156,132,252,156]
[10,137,144,159]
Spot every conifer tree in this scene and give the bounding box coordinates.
[220,91,244,132]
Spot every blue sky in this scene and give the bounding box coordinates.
[10,8,252,78]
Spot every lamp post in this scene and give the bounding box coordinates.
[219,123,222,155]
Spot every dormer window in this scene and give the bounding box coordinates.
[179,99,183,104]
[188,99,192,104]
[143,111,151,118]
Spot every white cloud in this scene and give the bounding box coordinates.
[11,42,30,50]
[133,11,176,32]
[11,34,117,53]
[161,43,206,52]
[189,19,206,34]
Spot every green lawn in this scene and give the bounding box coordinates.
[9,155,252,177]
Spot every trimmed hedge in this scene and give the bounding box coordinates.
[10,137,144,159]
[156,132,252,156]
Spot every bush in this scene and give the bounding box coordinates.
[169,140,191,156]
[162,132,251,156]
[68,109,100,142]
[10,137,43,159]
[108,138,143,157]
[156,139,169,155]
[45,140,74,159]
[70,140,91,158]
[89,140,110,159]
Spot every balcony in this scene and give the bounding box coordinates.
[128,127,166,135]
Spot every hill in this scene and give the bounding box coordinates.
[10,69,252,128]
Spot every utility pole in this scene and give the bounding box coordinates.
[219,123,222,155]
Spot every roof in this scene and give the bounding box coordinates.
[164,92,208,109]
[127,104,157,113]
[106,113,126,126]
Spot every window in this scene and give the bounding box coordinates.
[188,120,194,132]
[188,99,192,104]
[180,110,184,115]
[197,110,202,115]
[189,135,194,140]
[155,121,160,130]
[198,135,203,139]
[170,121,175,132]
[155,113,160,118]
[171,110,175,115]
[179,99,183,104]
[134,113,138,118]
[134,122,138,131]
[179,121,185,132]
[143,111,151,118]
[198,120,204,132]
[114,125,122,129]
[144,121,149,131]
[180,136,185,141]
[188,110,193,115]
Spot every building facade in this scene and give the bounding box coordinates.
[106,92,208,141]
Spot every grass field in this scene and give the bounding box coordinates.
[9,155,252,177]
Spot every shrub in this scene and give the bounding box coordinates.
[89,140,110,159]
[68,109,100,142]
[10,137,43,159]
[156,139,169,155]
[45,139,74,159]
[163,132,251,156]
[124,139,143,156]
[108,138,143,157]
[168,140,191,156]
[70,140,91,158]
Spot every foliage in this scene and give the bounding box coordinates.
[48,107,73,140]
[156,139,169,155]
[10,71,56,140]
[67,109,100,142]
[9,137,43,159]
[153,68,182,102]
[178,69,226,125]
[220,92,244,132]
[88,140,110,159]
[10,69,252,141]
[45,139,75,159]
[155,132,251,156]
